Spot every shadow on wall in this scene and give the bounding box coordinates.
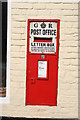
[0,1,2,88]
[79,1,80,120]
[0,2,7,97]
[0,117,78,120]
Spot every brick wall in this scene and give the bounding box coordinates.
[2,1,78,118]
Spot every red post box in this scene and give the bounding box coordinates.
[26,19,60,106]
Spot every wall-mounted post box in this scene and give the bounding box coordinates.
[26,19,60,106]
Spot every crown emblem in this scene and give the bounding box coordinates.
[40,22,46,28]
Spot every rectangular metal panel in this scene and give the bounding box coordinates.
[26,19,60,106]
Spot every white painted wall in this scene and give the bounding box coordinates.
[2,1,78,119]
